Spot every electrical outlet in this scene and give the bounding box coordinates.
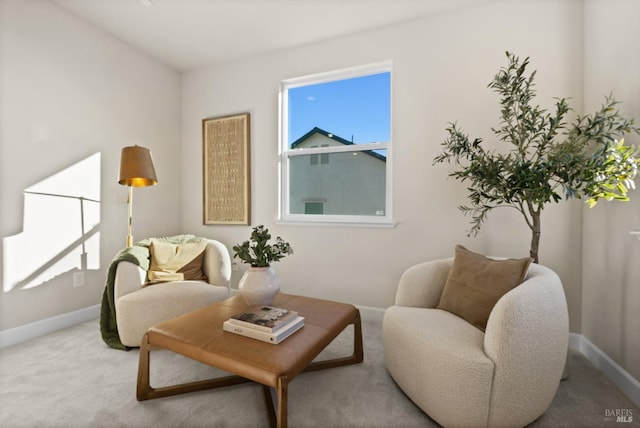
[231,262,239,272]
[73,272,85,288]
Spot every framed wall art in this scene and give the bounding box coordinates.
[202,113,251,225]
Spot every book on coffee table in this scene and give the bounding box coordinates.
[223,316,304,344]
[228,305,299,333]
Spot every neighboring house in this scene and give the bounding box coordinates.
[289,127,386,216]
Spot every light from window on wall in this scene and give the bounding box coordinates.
[2,153,102,292]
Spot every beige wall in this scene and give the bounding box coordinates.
[181,0,585,329]
[582,0,640,380]
[0,0,182,329]
[3,0,637,384]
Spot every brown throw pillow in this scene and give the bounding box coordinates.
[436,245,532,331]
[147,239,208,284]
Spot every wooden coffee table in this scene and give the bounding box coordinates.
[136,293,363,428]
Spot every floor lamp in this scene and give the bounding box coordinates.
[118,145,157,247]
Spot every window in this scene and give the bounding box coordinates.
[304,201,325,214]
[310,145,330,165]
[279,62,393,226]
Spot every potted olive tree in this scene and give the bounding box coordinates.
[434,52,639,263]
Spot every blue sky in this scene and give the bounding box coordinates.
[287,72,390,147]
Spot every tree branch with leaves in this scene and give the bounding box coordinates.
[433,52,639,263]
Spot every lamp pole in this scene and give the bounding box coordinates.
[127,186,134,247]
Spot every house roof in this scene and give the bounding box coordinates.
[291,127,386,162]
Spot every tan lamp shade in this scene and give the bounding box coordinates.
[118,145,158,187]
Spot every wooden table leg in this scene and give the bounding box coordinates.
[136,333,153,401]
[136,333,250,401]
[304,309,364,372]
[262,385,277,428]
[277,376,288,428]
[262,376,288,428]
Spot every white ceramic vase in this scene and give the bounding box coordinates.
[238,266,281,306]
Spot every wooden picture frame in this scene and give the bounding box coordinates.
[202,113,251,225]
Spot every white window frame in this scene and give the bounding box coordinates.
[278,61,394,227]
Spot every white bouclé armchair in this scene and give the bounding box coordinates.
[383,258,569,428]
[114,239,231,347]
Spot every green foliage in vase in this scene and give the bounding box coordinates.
[233,225,293,267]
[433,52,639,263]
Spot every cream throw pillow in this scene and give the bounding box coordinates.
[436,245,532,331]
[147,239,208,284]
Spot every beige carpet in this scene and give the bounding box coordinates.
[0,319,638,427]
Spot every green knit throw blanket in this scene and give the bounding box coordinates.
[99,235,202,350]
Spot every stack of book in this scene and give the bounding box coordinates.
[223,305,304,344]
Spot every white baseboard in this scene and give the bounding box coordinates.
[569,332,640,408]
[0,304,100,349]
[356,304,385,324]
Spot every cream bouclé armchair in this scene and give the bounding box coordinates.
[383,258,569,428]
[114,239,231,347]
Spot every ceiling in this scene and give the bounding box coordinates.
[52,0,491,72]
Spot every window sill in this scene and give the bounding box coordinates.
[276,216,396,228]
